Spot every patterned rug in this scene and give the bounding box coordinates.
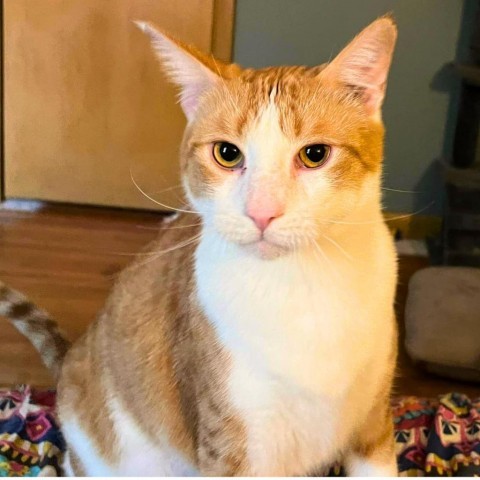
[0,387,63,476]
[393,394,480,476]
[0,387,479,476]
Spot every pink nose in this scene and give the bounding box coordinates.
[249,215,277,232]
[246,190,284,233]
[247,206,284,232]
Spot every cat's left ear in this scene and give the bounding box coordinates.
[322,16,397,120]
[135,22,237,121]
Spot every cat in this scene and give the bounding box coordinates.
[1,15,398,476]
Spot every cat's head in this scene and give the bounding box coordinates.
[137,17,397,259]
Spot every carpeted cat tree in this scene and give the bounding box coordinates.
[405,6,480,384]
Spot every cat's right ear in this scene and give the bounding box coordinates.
[321,16,397,121]
[135,22,235,121]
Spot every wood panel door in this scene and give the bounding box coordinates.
[3,0,234,210]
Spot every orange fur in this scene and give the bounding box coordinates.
[5,16,399,476]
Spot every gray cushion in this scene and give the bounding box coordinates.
[405,266,480,383]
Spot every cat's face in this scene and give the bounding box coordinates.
[138,17,396,259]
[181,67,384,259]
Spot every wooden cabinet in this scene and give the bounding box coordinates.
[2,0,234,210]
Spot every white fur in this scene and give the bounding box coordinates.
[61,419,115,476]
[195,223,396,475]
[346,453,398,477]
[61,398,198,476]
[193,104,398,475]
[62,452,75,477]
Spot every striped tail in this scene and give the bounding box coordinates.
[0,281,71,380]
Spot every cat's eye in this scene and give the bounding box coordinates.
[298,144,331,169]
[212,142,244,169]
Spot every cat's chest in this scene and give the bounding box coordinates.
[195,245,378,391]
[226,354,352,475]
[194,243,391,474]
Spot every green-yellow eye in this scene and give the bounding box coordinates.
[298,144,331,168]
[213,142,244,169]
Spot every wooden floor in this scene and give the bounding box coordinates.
[0,202,479,398]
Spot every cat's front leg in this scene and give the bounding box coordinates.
[344,401,398,477]
[344,450,397,477]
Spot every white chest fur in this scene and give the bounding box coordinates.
[195,227,397,475]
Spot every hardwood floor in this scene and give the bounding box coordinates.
[0,202,478,398]
[0,202,163,387]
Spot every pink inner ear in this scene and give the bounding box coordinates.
[362,84,385,116]
[362,49,390,87]
[342,46,391,115]
[324,19,397,117]
[180,83,209,118]
[137,22,220,120]
[339,54,391,116]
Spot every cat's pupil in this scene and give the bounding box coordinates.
[219,142,240,162]
[305,145,327,163]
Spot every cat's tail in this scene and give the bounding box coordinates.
[0,281,71,380]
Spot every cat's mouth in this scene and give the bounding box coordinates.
[244,238,289,260]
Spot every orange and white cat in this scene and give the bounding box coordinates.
[2,16,399,476]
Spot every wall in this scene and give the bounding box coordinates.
[233,0,475,215]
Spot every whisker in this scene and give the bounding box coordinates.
[109,250,161,257]
[381,187,423,194]
[136,222,203,231]
[107,237,197,282]
[148,184,184,195]
[113,233,207,287]
[135,224,164,231]
[383,202,435,222]
[324,201,435,226]
[294,244,303,277]
[149,184,189,205]
[113,232,204,275]
[130,169,198,214]
[144,232,203,257]
[310,242,329,274]
[161,222,203,230]
[319,233,354,263]
[108,228,204,258]
[311,240,340,281]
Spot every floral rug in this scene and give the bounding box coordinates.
[392,393,480,476]
[0,387,63,476]
[0,387,479,476]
